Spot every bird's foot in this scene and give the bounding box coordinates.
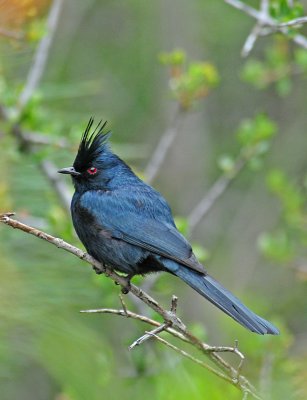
[92,263,106,275]
[118,273,134,294]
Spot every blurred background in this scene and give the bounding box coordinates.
[1,0,307,399]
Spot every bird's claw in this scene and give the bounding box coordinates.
[92,264,105,275]
[119,274,133,294]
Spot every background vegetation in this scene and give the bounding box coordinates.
[1,1,307,399]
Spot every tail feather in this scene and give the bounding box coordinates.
[174,267,279,335]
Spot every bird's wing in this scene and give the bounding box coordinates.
[80,190,206,274]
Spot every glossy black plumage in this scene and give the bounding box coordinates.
[58,119,279,335]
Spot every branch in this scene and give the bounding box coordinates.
[17,0,64,114]
[81,306,237,385]
[188,158,245,233]
[21,131,69,148]
[40,160,72,214]
[0,212,261,399]
[277,16,307,28]
[225,0,307,56]
[144,106,184,184]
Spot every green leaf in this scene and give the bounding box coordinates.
[174,216,189,236]
[276,77,292,97]
[159,49,186,66]
[241,60,268,89]
[237,114,277,147]
[258,231,294,262]
[191,243,210,263]
[294,48,307,69]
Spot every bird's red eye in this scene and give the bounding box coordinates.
[87,167,98,175]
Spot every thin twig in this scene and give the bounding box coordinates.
[81,306,245,363]
[225,0,307,51]
[150,333,234,385]
[144,106,184,184]
[241,0,269,57]
[0,213,261,399]
[259,352,274,398]
[40,160,72,213]
[129,295,178,349]
[80,307,189,342]
[17,0,64,114]
[81,305,240,387]
[119,293,129,316]
[129,324,169,349]
[241,23,264,58]
[21,131,68,148]
[277,16,307,28]
[188,158,245,233]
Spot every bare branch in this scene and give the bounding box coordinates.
[188,158,245,233]
[241,23,264,58]
[259,352,274,398]
[0,212,261,399]
[151,333,234,385]
[260,0,269,16]
[129,295,178,349]
[80,307,189,342]
[17,0,64,114]
[225,0,264,20]
[21,131,68,148]
[40,160,72,213]
[144,106,184,184]
[277,16,307,28]
[129,323,169,349]
[225,0,307,53]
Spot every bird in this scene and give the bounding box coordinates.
[58,118,279,335]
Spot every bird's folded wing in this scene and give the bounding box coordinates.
[80,190,206,274]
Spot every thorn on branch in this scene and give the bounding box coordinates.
[171,295,178,314]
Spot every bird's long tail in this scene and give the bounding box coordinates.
[173,266,279,335]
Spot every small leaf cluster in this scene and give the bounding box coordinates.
[270,0,304,24]
[218,113,277,174]
[242,36,307,96]
[159,49,219,110]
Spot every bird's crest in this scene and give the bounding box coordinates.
[73,118,110,171]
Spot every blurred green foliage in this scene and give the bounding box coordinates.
[242,36,307,96]
[259,169,307,265]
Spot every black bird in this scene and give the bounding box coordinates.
[58,118,279,335]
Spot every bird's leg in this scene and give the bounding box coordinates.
[118,272,135,294]
[92,263,106,275]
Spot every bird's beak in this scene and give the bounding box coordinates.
[57,166,81,177]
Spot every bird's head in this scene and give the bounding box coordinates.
[58,118,113,191]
